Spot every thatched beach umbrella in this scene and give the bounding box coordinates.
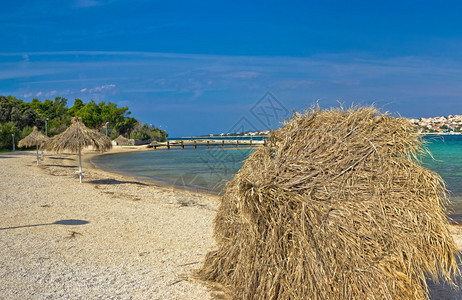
[113,134,129,145]
[18,126,49,165]
[44,117,112,183]
[198,106,459,299]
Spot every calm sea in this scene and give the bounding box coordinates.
[92,135,462,222]
[169,136,268,141]
[92,147,254,193]
[422,135,462,222]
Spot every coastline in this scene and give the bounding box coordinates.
[1,148,462,298]
[85,145,166,187]
[86,146,224,196]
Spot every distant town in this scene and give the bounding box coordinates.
[201,115,462,138]
[200,130,271,138]
[408,115,462,134]
[218,130,271,137]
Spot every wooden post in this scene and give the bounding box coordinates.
[36,146,39,165]
[194,140,197,149]
[250,139,252,146]
[222,140,225,148]
[264,139,267,147]
[207,140,210,149]
[236,140,239,148]
[181,141,184,150]
[167,141,170,150]
[77,148,84,183]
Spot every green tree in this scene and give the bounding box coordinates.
[129,124,168,141]
[117,117,138,136]
[21,126,33,140]
[75,100,101,128]
[0,95,168,149]
[0,96,41,129]
[98,101,132,133]
[67,99,84,116]
[130,124,150,140]
[73,100,134,133]
[0,122,20,150]
[149,126,168,141]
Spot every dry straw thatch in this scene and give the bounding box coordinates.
[45,117,112,153]
[18,126,49,165]
[114,134,129,145]
[44,117,112,182]
[198,106,460,299]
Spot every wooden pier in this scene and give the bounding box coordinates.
[152,139,266,150]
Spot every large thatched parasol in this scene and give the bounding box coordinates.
[44,117,112,183]
[18,126,49,165]
[198,106,459,299]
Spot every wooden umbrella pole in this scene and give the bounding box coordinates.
[78,147,83,183]
[36,146,39,165]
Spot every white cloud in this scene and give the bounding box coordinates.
[45,90,58,97]
[23,92,33,98]
[79,84,115,93]
[88,84,116,93]
[35,91,42,97]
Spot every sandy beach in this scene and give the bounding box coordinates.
[0,148,221,299]
[1,147,462,299]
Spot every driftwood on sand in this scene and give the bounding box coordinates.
[198,106,460,299]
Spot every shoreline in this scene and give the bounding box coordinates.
[85,146,224,196]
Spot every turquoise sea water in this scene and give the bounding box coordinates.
[421,135,462,222]
[169,136,268,141]
[92,147,254,194]
[93,135,462,222]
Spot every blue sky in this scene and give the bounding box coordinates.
[1,0,462,136]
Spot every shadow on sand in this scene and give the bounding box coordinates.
[427,253,462,299]
[0,219,89,230]
[88,178,149,186]
[428,276,462,299]
[42,164,78,169]
[0,152,31,156]
[47,156,76,161]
